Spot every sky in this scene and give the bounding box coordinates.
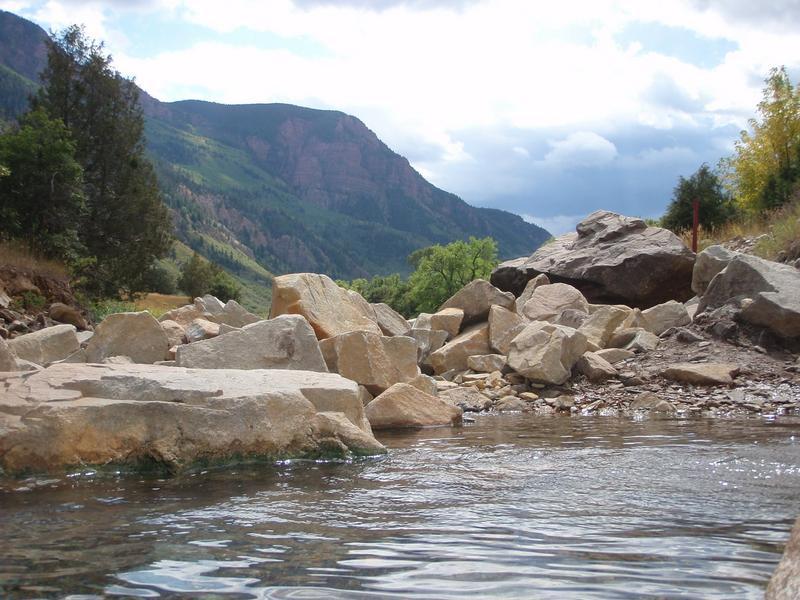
[3,0,800,234]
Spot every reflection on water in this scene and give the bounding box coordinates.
[1,415,799,599]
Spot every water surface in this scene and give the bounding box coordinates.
[2,415,799,599]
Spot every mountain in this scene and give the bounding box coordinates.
[0,10,550,308]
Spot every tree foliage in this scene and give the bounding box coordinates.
[0,107,85,260]
[29,25,172,297]
[338,237,499,317]
[179,252,241,302]
[723,66,800,212]
[661,164,735,232]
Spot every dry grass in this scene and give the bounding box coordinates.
[677,199,800,260]
[0,240,69,279]
[133,293,189,318]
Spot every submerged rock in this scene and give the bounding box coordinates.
[0,363,384,476]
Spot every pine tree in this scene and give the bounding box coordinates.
[33,26,172,297]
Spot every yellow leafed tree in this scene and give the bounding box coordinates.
[722,67,800,212]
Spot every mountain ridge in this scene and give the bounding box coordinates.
[0,9,550,307]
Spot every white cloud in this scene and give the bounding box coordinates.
[512,146,530,158]
[543,132,618,167]
[522,213,584,236]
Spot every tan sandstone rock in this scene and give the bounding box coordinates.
[8,324,80,366]
[439,279,515,326]
[521,283,589,322]
[371,303,411,337]
[641,300,691,335]
[488,305,526,355]
[320,331,419,395]
[507,321,587,385]
[0,363,384,475]
[365,382,462,429]
[86,312,169,364]
[428,323,491,375]
[662,363,740,386]
[576,351,618,382]
[467,354,507,373]
[270,273,381,339]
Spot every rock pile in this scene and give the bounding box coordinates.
[2,210,799,479]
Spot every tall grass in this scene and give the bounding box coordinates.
[0,240,69,279]
[676,197,800,260]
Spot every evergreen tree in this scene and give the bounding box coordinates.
[661,164,735,232]
[33,26,172,297]
[0,107,85,260]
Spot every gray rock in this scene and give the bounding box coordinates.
[495,396,528,412]
[177,315,328,372]
[438,279,515,326]
[86,312,169,364]
[630,392,676,414]
[184,318,220,343]
[218,299,261,328]
[410,327,449,366]
[692,245,736,296]
[491,210,695,307]
[438,386,493,412]
[698,254,800,338]
[0,363,383,475]
[7,324,80,366]
[594,348,635,364]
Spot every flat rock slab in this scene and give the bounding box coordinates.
[0,363,384,476]
[662,362,740,386]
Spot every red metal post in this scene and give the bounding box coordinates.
[691,199,699,253]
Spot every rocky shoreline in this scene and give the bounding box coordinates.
[1,210,799,479]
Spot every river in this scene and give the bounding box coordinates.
[2,414,799,599]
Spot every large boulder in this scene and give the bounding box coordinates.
[488,305,527,355]
[438,279,515,327]
[365,382,462,430]
[427,308,465,339]
[270,273,381,339]
[176,315,328,372]
[7,324,80,366]
[507,321,587,385]
[320,331,419,395]
[521,283,589,322]
[767,516,800,600]
[371,303,411,337]
[217,299,261,328]
[428,323,491,375]
[697,254,800,338]
[515,273,550,313]
[86,312,169,364]
[0,363,384,475]
[491,211,695,307]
